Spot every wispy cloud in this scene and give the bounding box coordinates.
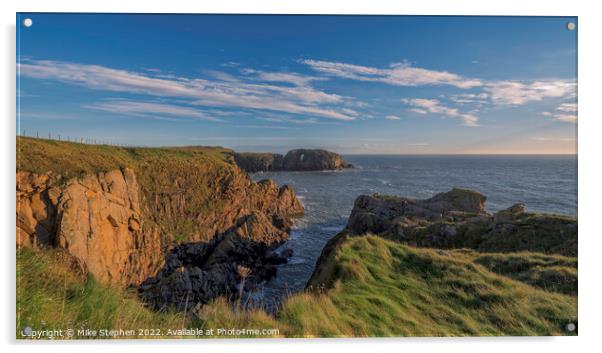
[402,98,479,127]
[18,59,357,121]
[85,99,225,122]
[541,102,577,124]
[301,59,483,89]
[448,92,489,105]
[484,80,576,105]
[384,115,401,120]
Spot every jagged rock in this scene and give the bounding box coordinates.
[347,188,487,234]
[234,149,353,172]
[139,229,292,311]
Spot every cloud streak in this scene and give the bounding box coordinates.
[541,102,577,124]
[402,98,479,127]
[302,59,483,89]
[85,100,225,122]
[18,59,357,121]
[484,80,576,105]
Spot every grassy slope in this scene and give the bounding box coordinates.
[199,234,577,337]
[16,232,577,339]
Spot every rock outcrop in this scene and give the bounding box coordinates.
[345,188,576,256]
[234,149,353,172]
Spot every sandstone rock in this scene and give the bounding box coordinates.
[16,169,163,286]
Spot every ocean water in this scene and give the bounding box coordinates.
[250,155,578,310]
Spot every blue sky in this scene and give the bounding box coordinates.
[17,14,577,154]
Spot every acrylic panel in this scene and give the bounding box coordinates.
[16,13,578,339]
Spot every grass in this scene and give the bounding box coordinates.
[474,252,577,295]
[204,234,577,337]
[17,235,578,338]
[16,248,186,339]
[16,136,233,178]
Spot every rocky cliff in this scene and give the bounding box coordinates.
[16,137,304,310]
[308,188,577,288]
[17,168,163,286]
[234,149,353,172]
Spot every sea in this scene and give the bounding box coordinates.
[249,155,578,310]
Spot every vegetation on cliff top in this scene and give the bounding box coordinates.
[17,136,233,178]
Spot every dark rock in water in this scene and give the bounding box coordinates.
[139,231,292,311]
[138,182,304,312]
[233,149,353,172]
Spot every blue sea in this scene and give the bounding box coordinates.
[250,155,578,309]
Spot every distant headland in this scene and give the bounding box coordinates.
[234,149,353,172]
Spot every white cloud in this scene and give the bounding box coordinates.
[18,59,357,121]
[255,71,324,87]
[449,93,489,105]
[385,115,401,120]
[85,100,225,122]
[401,98,479,127]
[557,102,578,113]
[484,80,576,105]
[301,59,482,89]
[540,102,578,124]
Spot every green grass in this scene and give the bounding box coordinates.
[17,235,578,338]
[474,252,577,295]
[16,248,187,339]
[17,136,233,178]
[204,234,577,337]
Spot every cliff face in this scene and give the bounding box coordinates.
[16,138,304,310]
[234,149,353,172]
[17,169,162,286]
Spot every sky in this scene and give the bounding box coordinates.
[16,14,577,154]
